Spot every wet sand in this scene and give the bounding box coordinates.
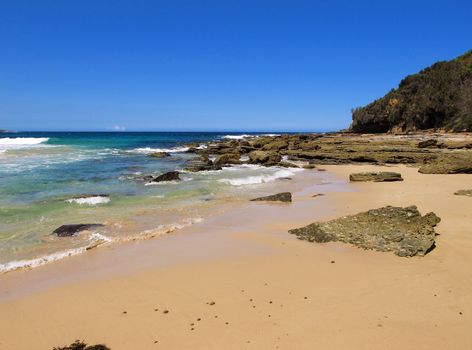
[0,165,471,349]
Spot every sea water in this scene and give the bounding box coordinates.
[0,131,304,272]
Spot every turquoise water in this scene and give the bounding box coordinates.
[0,132,303,272]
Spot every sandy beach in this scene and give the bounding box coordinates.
[0,164,471,350]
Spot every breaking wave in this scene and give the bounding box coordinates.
[66,196,111,205]
[128,146,189,154]
[219,168,303,186]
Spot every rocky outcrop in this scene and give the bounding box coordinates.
[214,153,241,167]
[185,156,222,172]
[454,189,472,196]
[289,206,440,257]
[251,192,292,203]
[248,151,282,166]
[150,171,181,182]
[349,172,403,182]
[418,154,472,174]
[350,49,472,133]
[262,140,288,151]
[53,224,104,237]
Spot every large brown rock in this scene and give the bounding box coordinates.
[289,205,440,257]
[349,172,403,182]
[251,192,292,202]
[248,151,282,165]
[214,153,241,167]
[262,140,289,151]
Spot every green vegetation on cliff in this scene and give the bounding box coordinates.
[350,50,472,132]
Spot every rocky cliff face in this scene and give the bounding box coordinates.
[350,50,472,133]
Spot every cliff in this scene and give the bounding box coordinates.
[350,50,472,133]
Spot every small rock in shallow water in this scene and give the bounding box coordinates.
[349,172,403,182]
[289,205,440,257]
[53,224,104,237]
[150,171,180,182]
[251,192,292,203]
[149,152,170,158]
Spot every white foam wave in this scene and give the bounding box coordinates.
[219,168,303,186]
[222,134,252,140]
[66,196,111,205]
[222,134,280,140]
[128,217,204,240]
[0,137,49,145]
[0,231,114,273]
[129,146,189,154]
[0,247,87,274]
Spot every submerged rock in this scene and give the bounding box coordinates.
[454,189,472,196]
[53,224,104,237]
[289,205,440,257]
[251,192,292,203]
[349,172,403,182]
[149,152,171,158]
[150,171,181,182]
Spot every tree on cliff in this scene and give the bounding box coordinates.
[350,50,472,133]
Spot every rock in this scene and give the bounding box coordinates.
[349,172,403,182]
[53,340,111,350]
[418,155,472,174]
[53,224,104,237]
[185,156,222,172]
[214,153,241,167]
[299,140,321,151]
[149,152,171,158]
[303,164,317,169]
[185,163,222,172]
[454,189,472,196]
[248,151,282,166]
[277,161,299,168]
[251,192,292,203]
[418,139,438,148]
[150,171,181,182]
[289,206,440,257]
[262,140,288,151]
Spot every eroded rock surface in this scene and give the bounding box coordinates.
[349,172,403,182]
[251,192,292,203]
[289,206,440,257]
[454,189,472,196]
[418,154,472,174]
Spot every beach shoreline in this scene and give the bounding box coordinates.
[1,163,471,349]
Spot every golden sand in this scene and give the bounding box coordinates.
[0,165,471,349]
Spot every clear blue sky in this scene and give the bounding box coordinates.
[1,1,471,132]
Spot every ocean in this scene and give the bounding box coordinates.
[0,131,304,273]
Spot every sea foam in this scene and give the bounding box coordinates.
[0,137,50,145]
[219,168,303,186]
[129,146,189,154]
[66,196,111,205]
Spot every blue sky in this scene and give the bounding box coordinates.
[0,1,471,132]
